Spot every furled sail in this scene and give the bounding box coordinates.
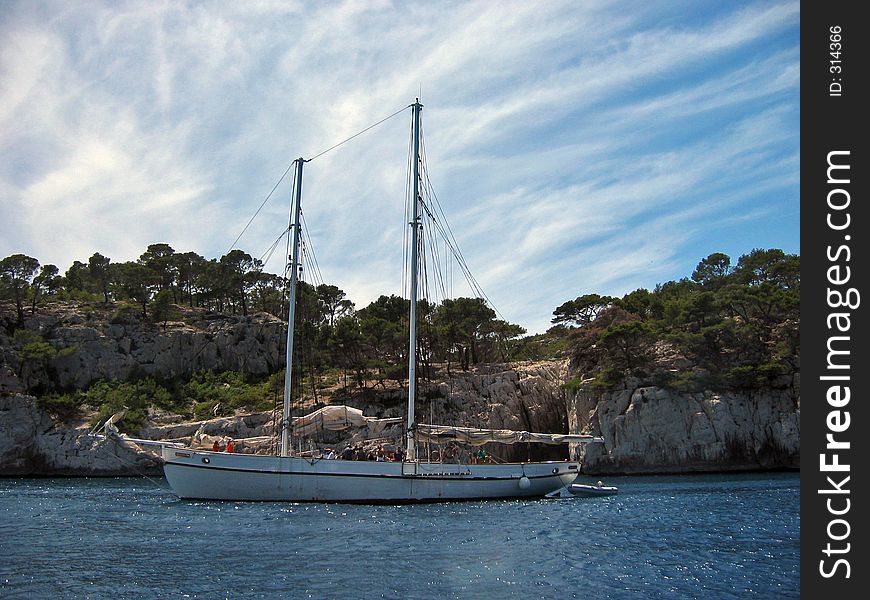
[415,423,603,446]
[291,405,404,437]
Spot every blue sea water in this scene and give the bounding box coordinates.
[0,472,798,599]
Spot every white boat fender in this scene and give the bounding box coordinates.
[518,476,531,489]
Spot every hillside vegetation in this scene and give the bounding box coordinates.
[555,249,799,392]
[2,246,798,432]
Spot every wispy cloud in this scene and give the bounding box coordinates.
[0,0,799,333]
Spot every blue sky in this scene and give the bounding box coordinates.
[0,1,799,334]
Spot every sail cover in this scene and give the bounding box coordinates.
[415,423,603,446]
[292,405,403,437]
[289,407,603,445]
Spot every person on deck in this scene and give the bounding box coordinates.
[212,440,220,452]
[226,440,235,453]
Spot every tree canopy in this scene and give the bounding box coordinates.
[1,246,798,395]
[0,254,41,323]
[1,244,529,383]
[550,249,800,392]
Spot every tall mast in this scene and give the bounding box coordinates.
[281,157,305,458]
[406,99,422,461]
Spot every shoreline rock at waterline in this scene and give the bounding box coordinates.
[0,394,162,476]
[1,358,800,477]
[569,375,799,475]
[0,299,800,477]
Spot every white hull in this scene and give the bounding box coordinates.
[162,447,579,502]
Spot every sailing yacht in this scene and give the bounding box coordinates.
[158,99,601,502]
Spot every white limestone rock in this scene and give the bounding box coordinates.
[0,394,161,476]
[572,383,800,474]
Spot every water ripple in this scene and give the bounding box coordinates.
[0,472,798,599]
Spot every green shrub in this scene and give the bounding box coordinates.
[585,367,623,393]
[13,330,57,360]
[91,404,147,433]
[726,362,786,389]
[561,376,584,394]
[109,304,141,325]
[652,369,716,393]
[56,345,79,358]
[38,392,84,419]
[182,370,274,414]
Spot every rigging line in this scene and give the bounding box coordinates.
[299,240,310,287]
[422,157,461,263]
[231,104,408,254]
[420,215,432,303]
[428,221,446,304]
[97,440,169,490]
[424,215,447,303]
[227,159,297,254]
[419,228,429,302]
[300,213,324,286]
[402,113,414,299]
[446,237,453,298]
[296,258,321,414]
[259,228,290,267]
[307,104,412,163]
[433,232,480,302]
[419,129,468,279]
[418,196,507,322]
[419,126,468,269]
[430,219,448,302]
[423,219,436,304]
[418,200,465,282]
[302,246,321,289]
[417,132,506,320]
[270,368,282,456]
[291,263,305,417]
[301,239,323,288]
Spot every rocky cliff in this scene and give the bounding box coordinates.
[0,302,286,475]
[0,362,570,475]
[0,302,286,394]
[414,361,570,462]
[0,303,800,476]
[0,394,162,476]
[568,374,800,474]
